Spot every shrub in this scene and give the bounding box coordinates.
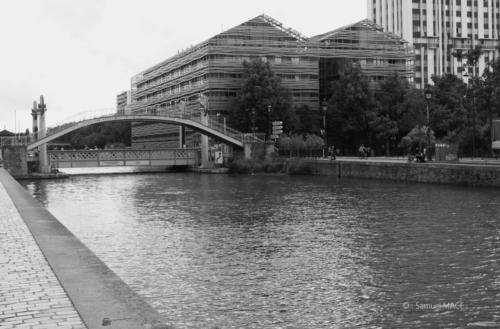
[228,156,284,174]
[285,158,314,175]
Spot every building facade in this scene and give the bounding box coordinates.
[126,15,413,148]
[116,91,131,114]
[128,14,318,148]
[311,19,414,101]
[368,0,500,88]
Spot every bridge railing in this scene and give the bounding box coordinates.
[123,108,265,143]
[35,108,265,146]
[44,109,117,137]
[48,147,199,168]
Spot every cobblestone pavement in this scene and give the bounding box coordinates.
[0,185,87,329]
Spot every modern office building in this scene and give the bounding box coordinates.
[126,14,413,148]
[368,0,500,88]
[127,14,318,148]
[116,91,131,114]
[311,19,414,101]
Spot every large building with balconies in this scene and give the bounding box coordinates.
[126,14,414,149]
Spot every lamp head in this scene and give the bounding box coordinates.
[424,85,432,100]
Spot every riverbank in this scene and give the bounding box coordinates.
[225,156,500,187]
[9,156,500,188]
[0,168,172,329]
[307,158,500,187]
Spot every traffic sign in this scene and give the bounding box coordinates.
[272,120,283,137]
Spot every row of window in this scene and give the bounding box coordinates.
[137,55,316,92]
[137,78,207,103]
[136,71,321,103]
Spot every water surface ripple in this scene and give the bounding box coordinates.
[22,174,500,328]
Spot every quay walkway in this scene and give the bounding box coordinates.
[0,178,86,329]
[0,168,171,329]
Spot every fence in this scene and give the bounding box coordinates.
[434,144,458,162]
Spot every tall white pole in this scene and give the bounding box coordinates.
[38,95,49,173]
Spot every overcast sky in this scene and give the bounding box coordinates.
[0,0,367,131]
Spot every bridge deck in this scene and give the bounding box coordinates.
[48,148,199,168]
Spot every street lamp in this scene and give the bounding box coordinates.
[463,72,476,158]
[321,99,328,158]
[424,85,432,162]
[267,105,272,139]
[217,111,226,135]
[492,86,500,157]
[251,108,257,133]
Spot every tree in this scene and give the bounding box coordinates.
[369,114,398,156]
[429,74,467,143]
[466,45,483,76]
[396,88,427,137]
[326,66,374,154]
[370,74,413,155]
[55,122,131,149]
[229,58,296,136]
[294,104,321,135]
[399,125,436,154]
[481,54,500,156]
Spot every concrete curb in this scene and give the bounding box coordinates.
[0,168,173,329]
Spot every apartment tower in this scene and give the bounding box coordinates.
[368,0,500,88]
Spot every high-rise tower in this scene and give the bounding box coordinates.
[368,0,500,88]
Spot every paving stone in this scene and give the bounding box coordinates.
[0,185,87,329]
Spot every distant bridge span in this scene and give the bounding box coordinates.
[27,114,249,151]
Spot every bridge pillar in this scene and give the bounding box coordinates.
[31,101,38,141]
[37,95,50,173]
[244,143,253,160]
[179,126,186,148]
[200,114,210,168]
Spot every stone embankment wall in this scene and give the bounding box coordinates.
[1,146,28,177]
[307,160,500,187]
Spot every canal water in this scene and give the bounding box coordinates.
[21,174,500,328]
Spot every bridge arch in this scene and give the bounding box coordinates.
[27,114,245,150]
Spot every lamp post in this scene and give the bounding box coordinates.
[424,85,432,162]
[321,99,327,158]
[463,72,476,158]
[490,86,500,156]
[217,111,226,135]
[494,86,500,156]
[267,105,272,139]
[251,108,257,133]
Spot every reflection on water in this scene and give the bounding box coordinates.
[22,174,500,328]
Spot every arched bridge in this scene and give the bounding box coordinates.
[27,110,263,151]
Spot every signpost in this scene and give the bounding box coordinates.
[271,121,283,140]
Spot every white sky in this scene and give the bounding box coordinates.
[0,0,367,132]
